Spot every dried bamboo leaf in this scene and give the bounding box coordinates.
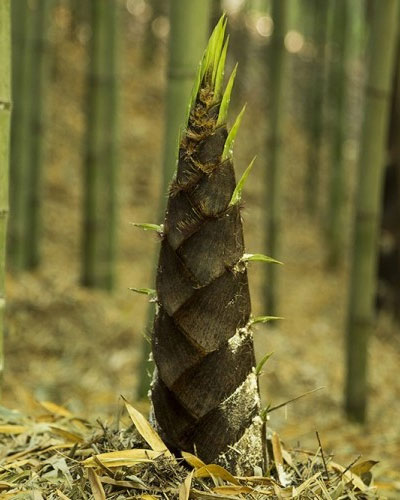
[292,472,321,497]
[194,465,240,485]
[88,468,106,500]
[179,470,194,500]
[329,462,371,492]
[49,426,84,443]
[56,490,72,500]
[99,475,149,490]
[40,401,73,418]
[191,490,242,500]
[0,425,28,434]
[83,449,163,468]
[181,451,206,469]
[122,398,171,456]
[212,485,253,494]
[272,433,290,487]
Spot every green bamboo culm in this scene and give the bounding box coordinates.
[325,0,350,269]
[81,0,119,291]
[9,0,51,271]
[345,0,400,423]
[136,0,211,401]
[264,0,289,316]
[305,0,329,217]
[0,0,11,385]
[150,18,264,474]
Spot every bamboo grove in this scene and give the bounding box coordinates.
[1,0,399,452]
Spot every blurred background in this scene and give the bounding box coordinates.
[3,0,400,495]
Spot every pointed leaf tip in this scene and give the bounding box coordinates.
[223,103,247,161]
[252,315,284,325]
[241,253,283,265]
[129,287,156,298]
[130,222,163,233]
[215,35,229,98]
[255,352,274,376]
[217,63,238,126]
[229,155,256,206]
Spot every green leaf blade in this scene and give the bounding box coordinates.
[252,316,284,325]
[229,156,256,206]
[214,35,229,99]
[242,253,283,265]
[217,63,238,126]
[129,288,156,298]
[130,223,163,233]
[222,104,246,161]
[255,352,274,377]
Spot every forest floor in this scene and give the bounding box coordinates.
[4,7,400,498]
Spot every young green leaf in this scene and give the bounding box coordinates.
[217,63,238,126]
[212,17,227,86]
[202,14,226,83]
[255,352,274,377]
[229,156,256,206]
[260,404,271,422]
[222,104,246,161]
[251,316,284,325]
[241,253,283,265]
[129,287,156,298]
[214,35,229,99]
[130,223,163,233]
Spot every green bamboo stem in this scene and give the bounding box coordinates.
[136,0,211,401]
[0,0,11,385]
[9,0,33,271]
[141,0,164,66]
[9,0,51,270]
[264,0,289,316]
[25,0,52,269]
[325,0,350,269]
[81,0,119,291]
[305,0,329,217]
[345,0,400,423]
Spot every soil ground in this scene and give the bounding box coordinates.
[4,6,400,498]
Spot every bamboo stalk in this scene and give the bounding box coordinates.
[9,0,33,271]
[345,0,400,422]
[81,0,119,290]
[305,0,329,217]
[25,0,52,269]
[264,0,289,316]
[325,0,350,268]
[9,0,51,270]
[0,0,11,385]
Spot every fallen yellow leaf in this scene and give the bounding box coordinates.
[194,464,240,485]
[83,449,164,468]
[88,468,106,500]
[123,398,171,457]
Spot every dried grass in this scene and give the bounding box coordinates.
[0,400,380,499]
